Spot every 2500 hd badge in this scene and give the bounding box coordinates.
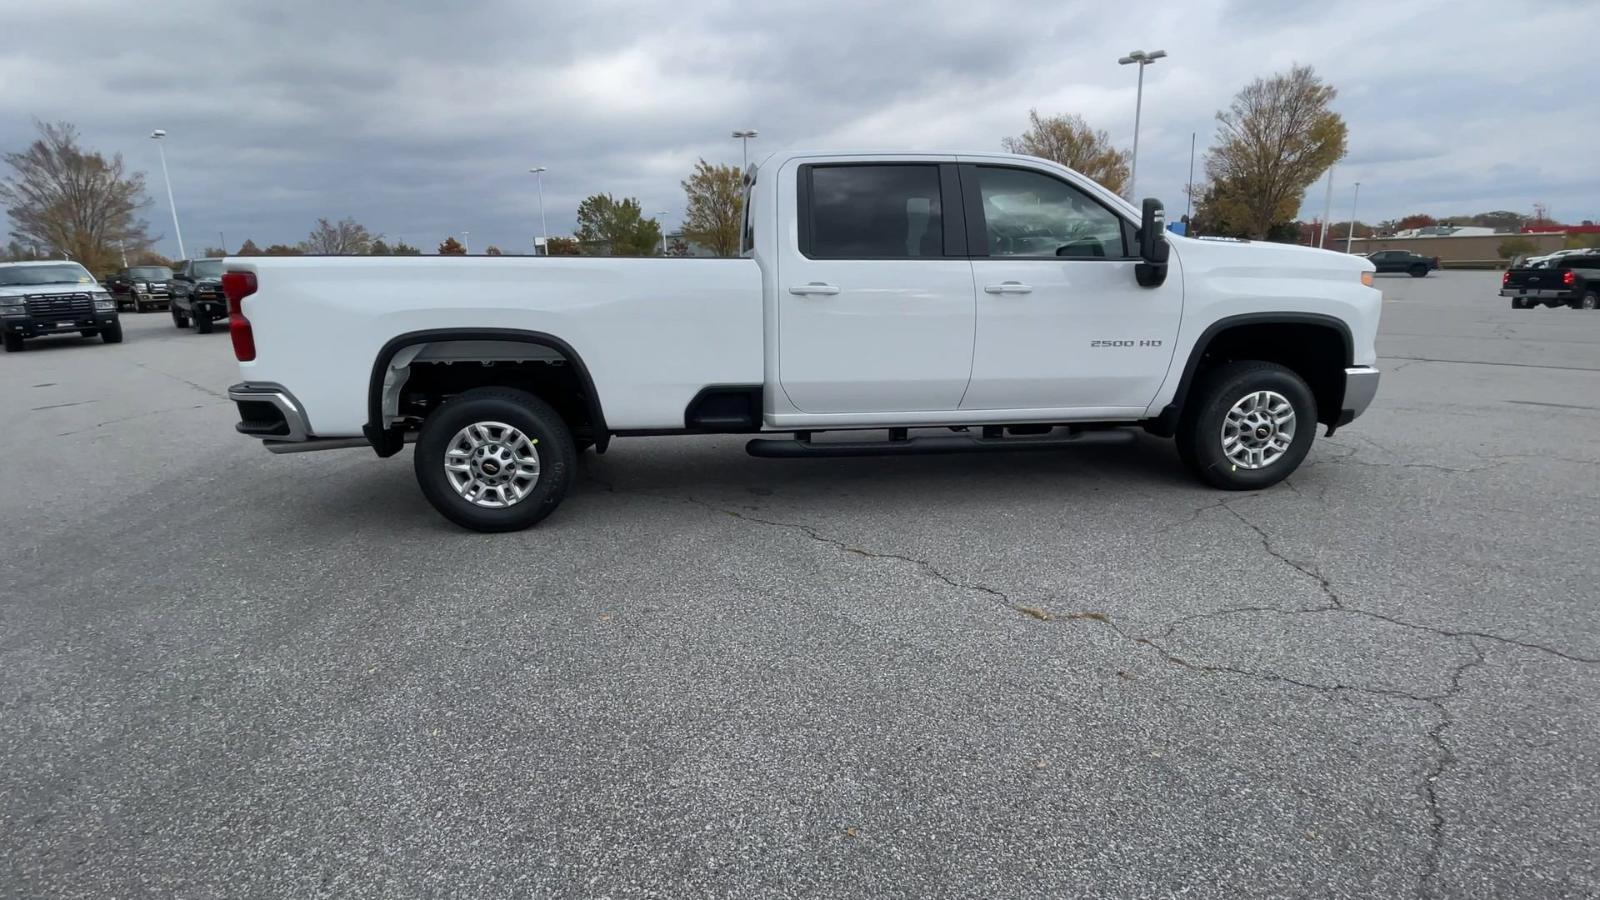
[1090,340,1163,347]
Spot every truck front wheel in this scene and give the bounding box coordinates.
[1176,361,1317,491]
[414,387,576,532]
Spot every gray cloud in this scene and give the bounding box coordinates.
[3,0,1594,257]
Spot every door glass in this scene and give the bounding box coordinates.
[976,166,1126,258]
[807,165,943,259]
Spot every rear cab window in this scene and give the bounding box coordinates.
[799,164,945,259]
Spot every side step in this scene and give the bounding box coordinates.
[746,427,1135,458]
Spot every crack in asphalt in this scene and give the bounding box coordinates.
[131,361,227,399]
[55,402,224,437]
[1222,502,1346,609]
[1418,641,1487,900]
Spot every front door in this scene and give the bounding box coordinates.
[777,161,976,414]
[959,163,1180,412]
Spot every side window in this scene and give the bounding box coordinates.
[975,166,1126,258]
[804,165,943,259]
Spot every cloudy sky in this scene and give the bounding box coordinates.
[3,0,1594,256]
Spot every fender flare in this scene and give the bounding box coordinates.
[363,328,609,457]
[1147,312,1353,436]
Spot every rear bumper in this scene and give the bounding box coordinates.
[1334,366,1380,428]
[1500,288,1575,301]
[229,383,310,441]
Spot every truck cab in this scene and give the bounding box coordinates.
[223,150,1381,531]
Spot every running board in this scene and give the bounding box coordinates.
[746,428,1135,458]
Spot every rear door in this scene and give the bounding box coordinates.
[776,160,976,414]
[958,162,1180,412]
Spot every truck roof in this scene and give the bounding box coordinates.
[0,259,81,268]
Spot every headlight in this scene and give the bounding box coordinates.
[0,297,24,316]
[95,300,117,311]
[134,281,149,290]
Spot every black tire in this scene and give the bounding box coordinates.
[1408,264,1427,277]
[172,307,190,328]
[1175,361,1317,491]
[101,322,123,344]
[1510,298,1526,310]
[80,329,97,338]
[196,315,214,334]
[1582,291,1599,311]
[413,387,576,532]
[3,332,23,352]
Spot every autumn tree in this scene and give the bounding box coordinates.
[1001,110,1130,196]
[1203,65,1347,239]
[575,194,661,256]
[545,236,581,256]
[1394,214,1437,231]
[0,120,154,272]
[680,159,743,257]
[236,238,263,255]
[484,245,502,256]
[300,216,378,254]
[437,236,466,255]
[201,246,226,258]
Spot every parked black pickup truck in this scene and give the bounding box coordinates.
[1,261,123,351]
[1365,249,1440,277]
[170,258,229,333]
[105,265,176,311]
[1501,254,1600,310]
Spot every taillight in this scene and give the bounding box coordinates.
[1562,269,1576,286]
[221,271,258,361]
[1502,270,1510,285]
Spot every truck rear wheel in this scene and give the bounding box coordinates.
[1408,264,1427,277]
[1582,291,1598,310]
[413,387,576,532]
[1176,361,1317,491]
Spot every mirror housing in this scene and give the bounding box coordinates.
[1135,198,1170,288]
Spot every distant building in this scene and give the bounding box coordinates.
[1393,224,1496,238]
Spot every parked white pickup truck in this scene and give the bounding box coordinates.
[223,151,1380,531]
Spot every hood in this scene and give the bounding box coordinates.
[0,283,99,299]
[1169,234,1376,276]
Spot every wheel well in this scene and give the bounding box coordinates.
[366,331,608,456]
[1161,319,1351,432]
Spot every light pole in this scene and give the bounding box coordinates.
[731,129,758,172]
[462,231,470,254]
[654,210,670,255]
[1116,49,1166,201]
[150,129,186,259]
[1184,131,1196,231]
[1318,166,1336,248]
[529,167,548,254]
[1346,182,1362,253]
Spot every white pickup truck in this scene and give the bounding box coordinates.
[223,151,1380,531]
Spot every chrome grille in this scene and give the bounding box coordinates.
[25,292,93,319]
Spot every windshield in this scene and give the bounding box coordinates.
[192,260,225,278]
[129,266,173,279]
[0,263,94,287]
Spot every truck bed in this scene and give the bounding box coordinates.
[229,256,765,435]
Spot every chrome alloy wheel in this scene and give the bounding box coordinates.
[1221,390,1296,470]
[443,421,541,508]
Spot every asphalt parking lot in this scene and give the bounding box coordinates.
[2,270,1597,899]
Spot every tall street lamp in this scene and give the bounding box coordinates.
[1116,49,1166,201]
[150,129,186,259]
[655,210,670,255]
[1345,182,1362,253]
[529,167,549,254]
[462,231,470,254]
[731,129,758,172]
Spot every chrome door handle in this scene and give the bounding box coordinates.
[983,281,1033,294]
[788,282,841,296]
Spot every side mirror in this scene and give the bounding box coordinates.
[1135,198,1170,288]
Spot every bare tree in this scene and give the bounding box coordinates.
[300,216,378,254]
[0,121,154,272]
[680,158,743,257]
[1203,65,1347,239]
[1001,110,1130,195]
